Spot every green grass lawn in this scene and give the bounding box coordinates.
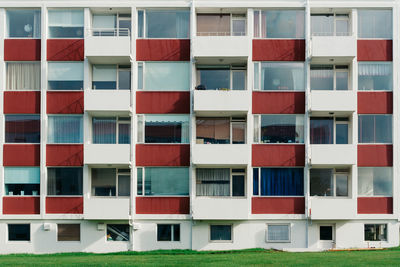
[1,247,400,267]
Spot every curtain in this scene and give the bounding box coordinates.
[144,62,190,91]
[6,62,40,90]
[48,9,84,27]
[358,63,391,76]
[197,14,230,36]
[93,15,116,29]
[196,118,230,144]
[253,11,260,38]
[5,115,40,143]
[261,63,305,91]
[196,168,230,196]
[4,167,40,184]
[118,123,131,144]
[93,118,116,144]
[260,168,303,196]
[359,115,392,144]
[176,11,190,38]
[310,118,333,144]
[261,11,267,38]
[310,65,334,90]
[145,167,189,195]
[48,116,83,144]
[311,14,333,36]
[268,225,289,241]
[33,10,41,38]
[358,10,392,39]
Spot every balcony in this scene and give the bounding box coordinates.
[84,144,130,165]
[310,198,356,219]
[311,35,356,60]
[192,144,249,165]
[85,28,131,64]
[310,90,356,115]
[193,36,249,57]
[309,144,356,165]
[85,90,131,113]
[84,198,130,219]
[193,90,250,115]
[192,198,248,219]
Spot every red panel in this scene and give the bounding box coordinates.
[252,197,305,214]
[252,92,305,114]
[252,144,305,167]
[357,40,392,61]
[3,144,40,166]
[252,40,305,61]
[357,197,392,214]
[46,145,83,166]
[136,144,190,166]
[136,92,190,114]
[47,39,84,61]
[136,197,190,214]
[46,197,83,214]
[136,39,190,61]
[358,145,392,167]
[47,92,84,114]
[3,197,40,214]
[4,91,40,114]
[4,39,41,61]
[358,92,392,114]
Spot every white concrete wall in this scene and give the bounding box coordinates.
[84,198,130,220]
[193,36,249,57]
[310,144,356,165]
[310,91,356,113]
[311,36,356,58]
[192,198,249,220]
[192,144,249,165]
[193,90,250,114]
[85,90,131,112]
[310,198,357,220]
[84,144,131,165]
[86,36,130,57]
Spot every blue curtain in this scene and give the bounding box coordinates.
[259,168,303,196]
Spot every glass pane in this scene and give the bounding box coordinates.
[232,175,245,196]
[265,10,305,38]
[210,225,231,241]
[260,115,304,144]
[310,169,333,196]
[8,224,30,241]
[253,11,260,38]
[91,168,116,196]
[336,19,349,36]
[261,63,305,91]
[47,168,83,195]
[359,115,392,143]
[232,71,246,90]
[310,65,334,90]
[196,169,230,196]
[232,19,246,36]
[118,19,131,36]
[5,115,40,143]
[365,224,387,241]
[358,167,392,196]
[336,174,348,196]
[92,65,117,90]
[7,10,41,38]
[118,175,130,196]
[335,71,348,90]
[358,62,392,91]
[118,70,131,90]
[137,168,143,195]
[254,63,259,90]
[146,10,189,38]
[375,115,392,143]
[5,167,40,196]
[145,62,190,91]
[320,226,333,240]
[199,69,230,90]
[137,63,143,90]
[157,225,172,241]
[118,123,131,144]
[358,10,392,39]
[145,167,189,195]
[137,10,144,38]
[310,117,333,144]
[48,9,84,38]
[48,62,84,90]
[196,118,230,144]
[232,122,246,144]
[107,224,129,241]
[145,115,189,143]
[311,14,333,36]
[335,123,348,144]
[93,118,116,144]
[268,225,289,241]
[57,224,80,241]
[197,14,230,36]
[173,224,180,241]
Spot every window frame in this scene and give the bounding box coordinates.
[196,13,247,37]
[6,9,41,39]
[358,62,393,91]
[364,224,388,242]
[209,224,233,243]
[4,167,41,196]
[156,224,181,242]
[91,168,131,198]
[358,114,392,144]
[92,64,131,90]
[357,9,392,40]
[310,65,350,91]
[7,224,31,242]
[91,13,131,37]
[92,116,131,144]
[47,8,84,39]
[195,65,247,91]
[309,168,350,198]
[358,167,393,197]
[310,116,351,145]
[196,117,247,145]
[310,13,350,36]
[47,62,84,91]
[47,167,83,196]
[6,61,41,91]
[265,223,291,243]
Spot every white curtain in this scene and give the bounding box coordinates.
[144,62,190,91]
[358,63,392,76]
[176,11,190,38]
[268,225,289,241]
[196,168,230,196]
[92,117,116,144]
[6,62,40,90]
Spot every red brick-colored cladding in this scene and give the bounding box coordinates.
[46,145,83,166]
[3,144,40,166]
[136,92,190,114]
[46,197,83,214]
[136,197,190,214]
[136,39,190,61]
[252,197,305,214]
[252,92,305,114]
[252,40,305,61]
[47,39,84,61]
[3,197,40,215]
[357,40,392,61]
[252,144,305,167]
[357,92,392,114]
[4,39,41,61]
[358,145,392,167]
[4,91,40,114]
[136,144,190,166]
[47,92,84,114]
[357,197,393,214]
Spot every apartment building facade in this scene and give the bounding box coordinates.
[0,0,398,253]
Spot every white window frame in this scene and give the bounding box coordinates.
[310,13,350,36]
[310,168,351,198]
[92,116,130,144]
[156,224,181,242]
[196,116,247,144]
[231,14,247,36]
[265,223,291,243]
[92,65,131,90]
[310,116,351,145]
[310,64,350,91]
[90,168,130,198]
[209,224,233,243]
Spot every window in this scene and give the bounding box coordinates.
[57,224,80,241]
[92,65,131,90]
[196,65,246,90]
[138,62,190,91]
[92,117,131,144]
[4,167,40,196]
[320,226,333,241]
[137,167,189,196]
[311,13,350,36]
[107,224,130,241]
[48,168,83,196]
[310,168,349,197]
[358,167,392,196]
[310,65,349,90]
[6,62,41,90]
[255,115,304,144]
[138,10,189,38]
[48,115,83,144]
[310,117,350,144]
[92,14,131,36]
[210,225,232,242]
[254,62,305,91]
[358,62,392,91]
[138,115,189,144]
[48,9,84,38]
[157,224,180,241]
[358,115,392,144]
[196,13,246,36]
[253,10,305,38]
[253,168,304,196]
[266,224,290,242]
[358,10,392,39]
[196,117,246,144]
[196,168,245,197]
[364,224,387,241]
[48,62,84,90]
[7,9,41,38]
[91,168,130,197]
[5,115,40,143]
[8,224,30,241]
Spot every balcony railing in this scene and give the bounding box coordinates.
[87,28,130,37]
[196,31,246,36]
[311,31,353,36]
